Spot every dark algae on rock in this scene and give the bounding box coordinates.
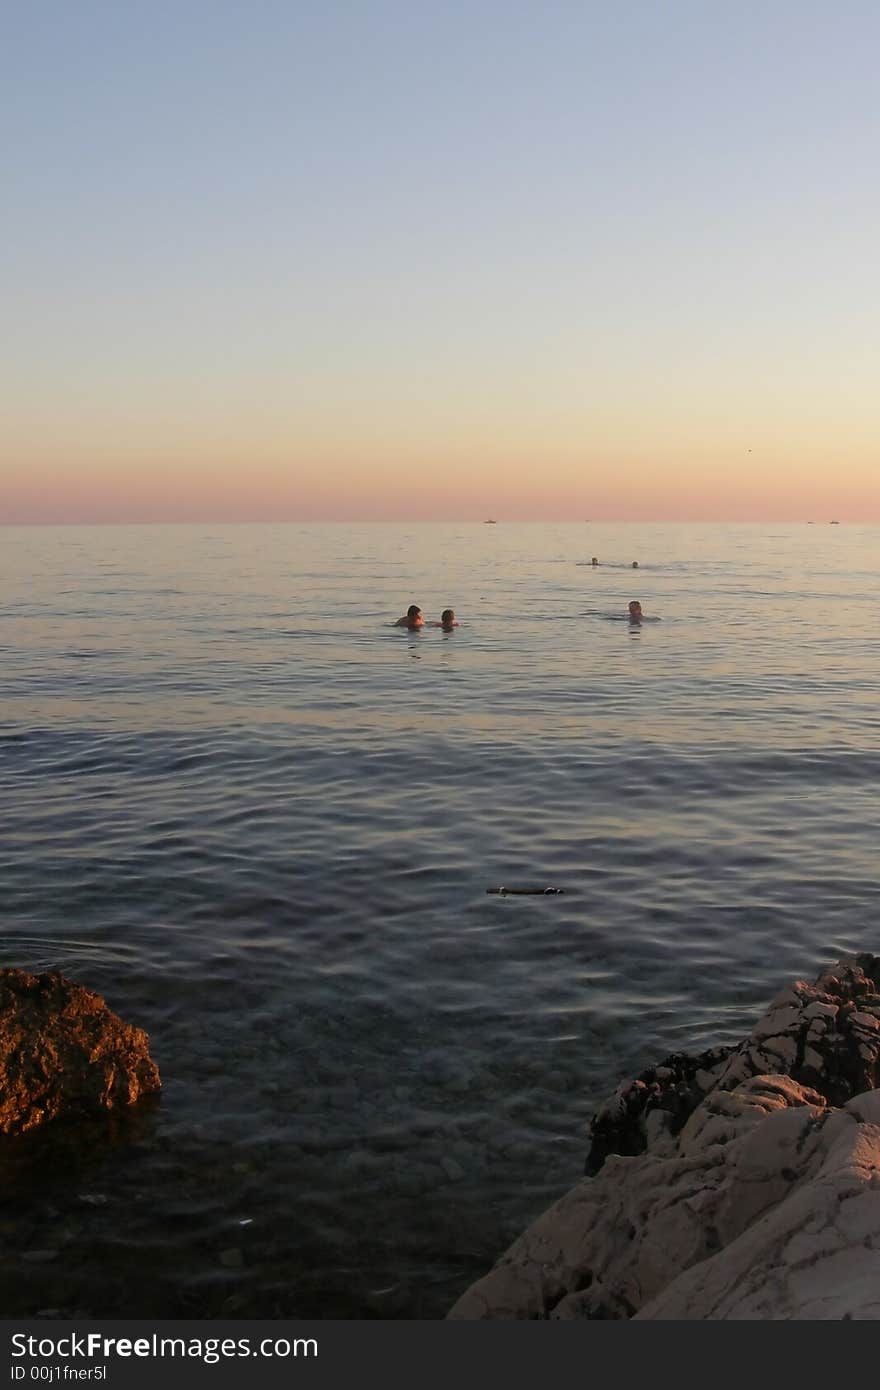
[585,952,880,1175]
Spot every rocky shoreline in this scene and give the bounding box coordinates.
[448,953,880,1319]
[4,958,879,1319]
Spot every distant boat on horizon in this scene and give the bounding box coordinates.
[830,519,840,524]
[484,518,498,524]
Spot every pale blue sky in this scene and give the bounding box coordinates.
[4,2,879,520]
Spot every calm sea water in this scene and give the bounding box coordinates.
[1,520,878,1317]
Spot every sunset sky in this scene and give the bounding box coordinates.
[4,1,878,523]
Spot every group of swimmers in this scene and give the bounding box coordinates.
[394,605,459,631]
[394,601,649,627]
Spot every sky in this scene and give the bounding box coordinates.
[3,1,879,523]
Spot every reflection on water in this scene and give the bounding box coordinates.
[0,521,878,1316]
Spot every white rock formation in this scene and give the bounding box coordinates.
[448,955,880,1320]
[637,1087,880,1319]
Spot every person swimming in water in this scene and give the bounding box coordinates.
[394,604,424,629]
[432,608,459,630]
[628,600,643,622]
[591,557,599,566]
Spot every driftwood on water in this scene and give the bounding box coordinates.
[486,887,565,896]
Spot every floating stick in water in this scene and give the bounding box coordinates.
[486,887,565,896]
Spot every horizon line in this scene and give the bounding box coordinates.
[0,517,859,528]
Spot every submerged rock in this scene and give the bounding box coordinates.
[0,969,161,1135]
[448,955,880,1320]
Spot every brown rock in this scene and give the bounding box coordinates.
[0,969,161,1135]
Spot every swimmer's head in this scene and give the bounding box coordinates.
[632,561,639,568]
[407,604,424,626]
[628,600,643,620]
[591,557,599,566]
[440,608,456,626]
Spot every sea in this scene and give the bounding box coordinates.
[1,520,877,1317]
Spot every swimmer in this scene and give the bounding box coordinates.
[394,604,424,629]
[631,561,639,568]
[591,557,599,566]
[432,608,459,630]
[628,600,643,622]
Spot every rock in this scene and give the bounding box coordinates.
[637,1089,880,1320]
[449,1072,880,1320]
[448,955,880,1321]
[0,969,161,1135]
[584,952,880,1174]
